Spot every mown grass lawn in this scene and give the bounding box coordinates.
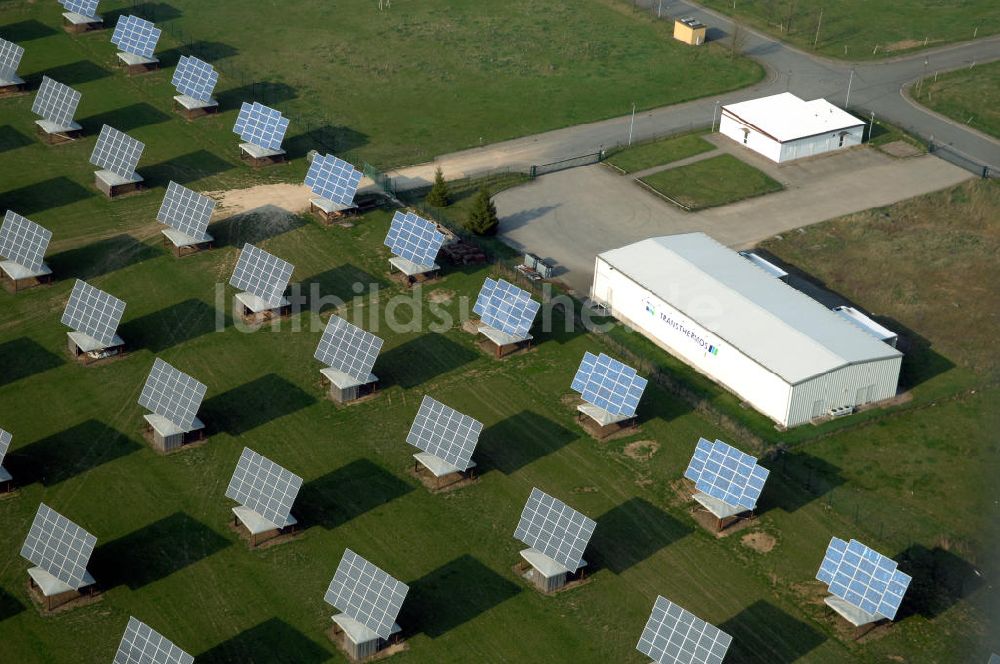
[0,2,996,663]
[696,0,1000,60]
[913,61,1000,140]
[0,0,762,169]
[639,154,782,210]
[605,131,715,174]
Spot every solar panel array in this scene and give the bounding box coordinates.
[637,596,733,664]
[32,76,81,127]
[571,351,647,417]
[60,0,100,17]
[406,396,483,471]
[683,438,769,511]
[324,549,409,640]
[0,428,11,467]
[114,617,194,664]
[156,181,216,239]
[171,55,218,102]
[473,278,540,339]
[514,487,596,572]
[61,279,126,346]
[229,243,294,307]
[19,503,97,589]
[138,358,206,430]
[384,211,444,267]
[313,314,383,383]
[233,102,289,151]
[111,15,161,59]
[0,211,52,272]
[225,447,302,528]
[0,38,24,81]
[90,125,145,178]
[816,537,911,620]
[304,154,362,206]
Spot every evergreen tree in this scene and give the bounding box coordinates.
[425,167,452,207]
[465,187,499,236]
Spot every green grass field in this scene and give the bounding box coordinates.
[697,0,1000,59]
[0,0,762,168]
[605,132,715,174]
[0,1,997,662]
[913,61,1000,140]
[638,154,782,210]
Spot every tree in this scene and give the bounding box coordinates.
[465,187,499,236]
[425,167,452,207]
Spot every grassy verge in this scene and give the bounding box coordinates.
[695,0,999,60]
[605,131,714,174]
[20,0,765,168]
[861,113,927,154]
[912,61,1000,140]
[638,154,782,210]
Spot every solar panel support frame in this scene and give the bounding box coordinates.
[116,50,160,74]
[320,367,379,405]
[518,547,588,593]
[142,414,206,453]
[62,12,104,33]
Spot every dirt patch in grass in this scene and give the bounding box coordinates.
[209,183,312,219]
[428,289,455,304]
[741,531,776,553]
[877,140,923,158]
[623,439,660,461]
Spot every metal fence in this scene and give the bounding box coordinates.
[530,151,605,178]
[928,142,996,179]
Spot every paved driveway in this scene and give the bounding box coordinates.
[495,146,970,295]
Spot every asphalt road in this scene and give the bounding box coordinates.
[386,1,1000,188]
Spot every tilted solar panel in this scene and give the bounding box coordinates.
[683,438,769,511]
[111,15,160,59]
[61,0,100,18]
[637,596,733,664]
[406,395,482,471]
[570,351,647,417]
[0,211,52,272]
[514,487,595,572]
[89,125,145,178]
[229,243,294,307]
[225,447,302,528]
[32,76,81,127]
[171,55,218,102]
[313,314,383,383]
[0,38,24,81]
[324,548,409,640]
[113,617,194,664]
[233,102,289,151]
[304,154,362,206]
[137,358,206,430]
[473,278,540,338]
[384,211,444,267]
[61,279,126,346]
[19,503,97,589]
[816,537,911,620]
[157,181,216,239]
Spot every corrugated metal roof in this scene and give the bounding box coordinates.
[598,233,901,384]
[723,92,864,143]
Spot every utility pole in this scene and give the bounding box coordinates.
[813,8,823,49]
[712,100,720,131]
[845,67,855,107]
[868,110,875,142]
[628,103,636,146]
[657,0,663,18]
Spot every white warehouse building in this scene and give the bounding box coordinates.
[591,233,902,428]
[720,92,865,163]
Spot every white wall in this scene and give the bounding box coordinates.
[719,113,782,162]
[787,356,902,426]
[779,125,864,162]
[592,257,902,428]
[592,257,793,425]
